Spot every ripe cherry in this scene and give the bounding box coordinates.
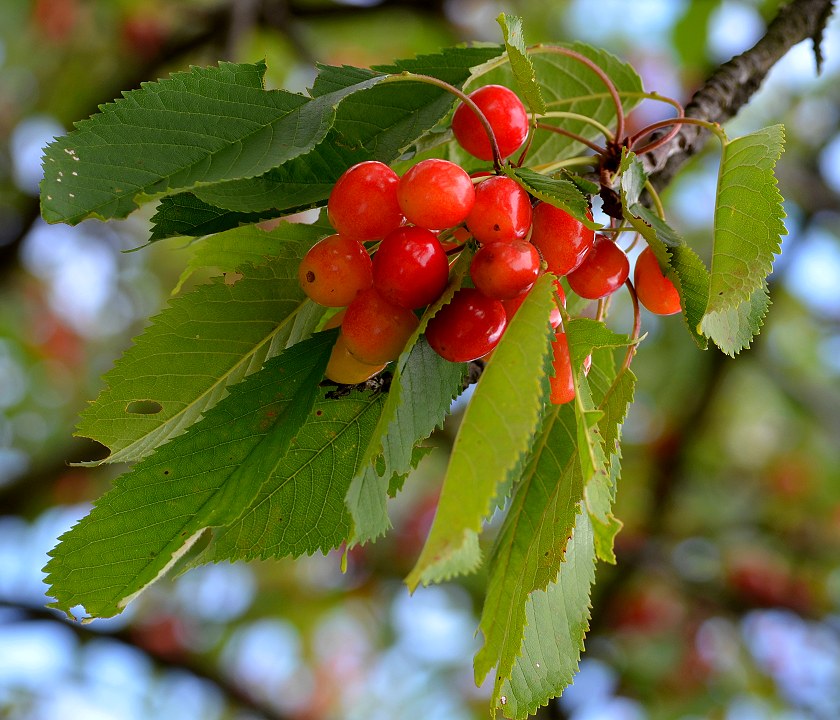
[328,161,403,241]
[550,331,575,405]
[298,234,372,307]
[342,287,419,364]
[470,241,540,300]
[530,203,595,276]
[566,235,629,300]
[325,333,387,385]
[452,85,529,161]
[425,288,506,363]
[372,226,449,309]
[633,246,681,315]
[465,176,533,245]
[397,159,475,231]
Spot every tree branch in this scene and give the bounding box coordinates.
[0,600,289,720]
[646,0,836,189]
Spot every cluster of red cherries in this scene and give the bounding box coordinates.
[297,84,681,403]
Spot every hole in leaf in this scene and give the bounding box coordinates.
[125,400,163,415]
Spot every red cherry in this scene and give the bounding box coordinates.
[425,288,506,362]
[328,161,403,241]
[633,246,681,315]
[372,227,449,309]
[452,85,529,161]
[465,176,533,245]
[470,241,540,300]
[566,235,629,300]
[298,234,372,307]
[550,331,575,405]
[530,203,595,276]
[397,159,475,231]
[342,288,419,364]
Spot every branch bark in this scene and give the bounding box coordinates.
[0,600,289,720]
[646,0,836,189]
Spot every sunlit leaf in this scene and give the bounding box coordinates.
[497,13,546,114]
[496,510,596,719]
[620,152,710,348]
[77,251,321,464]
[406,274,556,589]
[475,404,583,709]
[465,42,642,167]
[701,281,771,356]
[707,125,786,313]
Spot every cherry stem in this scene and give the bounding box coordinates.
[539,111,615,141]
[529,156,598,174]
[643,180,666,219]
[535,122,607,155]
[629,116,727,154]
[621,278,642,372]
[514,120,537,167]
[382,72,504,172]
[531,45,626,143]
[545,89,684,111]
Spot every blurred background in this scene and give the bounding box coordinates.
[2,0,840,718]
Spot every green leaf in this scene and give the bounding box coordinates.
[619,152,710,348]
[41,61,389,224]
[496,510,596,719]
[466,42,642,167]
[701,281,771,356]
[563,319,632,562]
[588,364,635,562]
[44,332,334,619]
[496,14,546,114]
[191,129,373,213]
[173,212,332,293]
[707,125,786,314]
[347,248,475,543]
[190,46,506,213]
[406,273,556,590]
[207,388,387,561]
[149,193,279,242]
[504,167,599,230]
[77,252,322,464]
[346,339,467,544]
[474,404,583,708]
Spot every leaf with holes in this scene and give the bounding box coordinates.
[44,332,334,619]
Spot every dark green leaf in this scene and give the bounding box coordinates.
[149,193,279,242]
[207,388,387,561]
[45,333,334,618]
[504,167,599,229]
[41,61,387,224]
[190,47,506,213]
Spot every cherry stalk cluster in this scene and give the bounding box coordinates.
[298,55,688,403]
